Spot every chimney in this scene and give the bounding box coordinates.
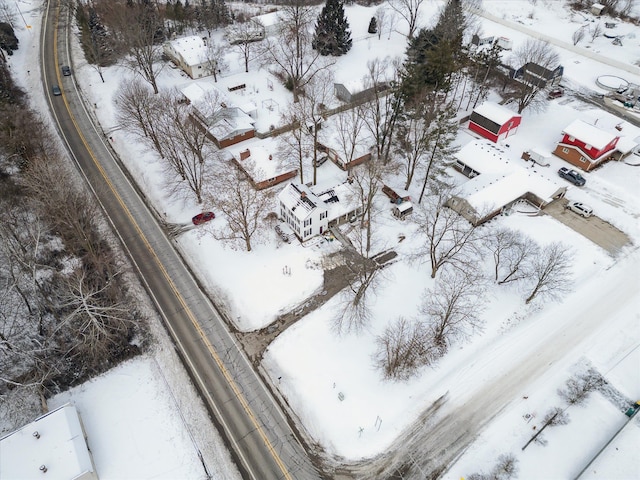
[268,154,273,160]
[240,149,251,161]
[301,191,306,198]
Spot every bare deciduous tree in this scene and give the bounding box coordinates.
[572,26,586,45]
[589,22,602,42]
[360,57,403,165]
[98,0,165,94]
[296,69,334,185]
[115,78,166,156]
[395,95,437,190]
[524,242,573,304]
[415,187,482,278]
[260,1,334,101]
[388,0,425,39]
[420,267,487,353]
[156,91,224,203]
[228,20,262,73]
[488,228,538,285]
[333,252,381,335]
[207,167,271,252]
[202,38,228,81]
[277,111,309,184]
[507,39,560,113]
[374,316,428,380]
[558,369,604,406]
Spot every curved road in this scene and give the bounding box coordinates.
[41,2,321,479]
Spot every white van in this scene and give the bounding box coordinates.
[566,201,593,218]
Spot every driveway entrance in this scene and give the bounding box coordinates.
[543,199,631,256]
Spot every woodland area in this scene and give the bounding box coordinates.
[0,54,146,431]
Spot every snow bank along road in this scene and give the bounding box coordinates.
[42,1,320,479]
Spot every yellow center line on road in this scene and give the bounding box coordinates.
[51,4,292,479]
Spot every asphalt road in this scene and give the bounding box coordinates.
[41,2,321,479]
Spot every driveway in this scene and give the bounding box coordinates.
[543,198,631,255]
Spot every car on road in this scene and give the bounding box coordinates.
[566,201,593,218]
[192,211,215,225]
[558,167,586,186]
[61,65,71,76]
[52,84,62,96]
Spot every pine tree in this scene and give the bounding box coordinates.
[312,0,352,56]
[368,17,377,34]
[400,0,466,101]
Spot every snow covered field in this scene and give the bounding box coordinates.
[5,0,640,478]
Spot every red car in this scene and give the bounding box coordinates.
[192,212,215,225]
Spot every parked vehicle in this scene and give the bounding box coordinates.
[52,84,62,96]
[192,212,215,225]
[547,87,564,99]
[558,167,586,186]
[61,65,71,76]
[566,201,593,217]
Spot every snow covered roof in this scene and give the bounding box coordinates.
[278,181,358,222]
[252,10,282,28]
[181,82,255,138]
[0,404,97,480]
[562,119,618,150]
[228,137,296,181]
[316,181,359,222]
[279,183,322,221]
[167,36,207,67]
[454,140,564,214]
[472,101,520,125]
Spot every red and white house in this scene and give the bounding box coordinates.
[553,119,620,171]
[468,102,522,143]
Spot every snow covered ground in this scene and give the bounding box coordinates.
[5,0,640,478]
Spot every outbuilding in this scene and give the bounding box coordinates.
[468,102,522,143]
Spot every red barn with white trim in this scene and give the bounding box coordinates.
[468,102,522,143]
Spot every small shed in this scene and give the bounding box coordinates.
[591,3,605,15]
[469,102,522,143]
[393,201,413,220]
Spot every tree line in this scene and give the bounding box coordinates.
[0,55,146,431]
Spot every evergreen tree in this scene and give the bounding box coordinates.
[312,0,352,56]
[368,16,377,34]
[400,0,466,101]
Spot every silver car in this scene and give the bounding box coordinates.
[566,201,593,218]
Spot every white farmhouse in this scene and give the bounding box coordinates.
[0,403,98,480]
[278,181,361,242]
[164,35,212,79]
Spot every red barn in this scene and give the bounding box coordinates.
[468,102,522,143]
[553,119,620,171]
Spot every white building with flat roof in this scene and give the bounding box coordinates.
[0,403,98,480]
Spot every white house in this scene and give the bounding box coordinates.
[164,35,211,79]
[0,403,99,480]
[278,181,361,242]
[448,140,566,225]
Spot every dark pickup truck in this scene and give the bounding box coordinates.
[558,167,586,186]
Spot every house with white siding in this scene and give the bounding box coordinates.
[278,181,361,242]
[164,36,212,79]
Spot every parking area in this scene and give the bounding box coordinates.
[543,198,631,256]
